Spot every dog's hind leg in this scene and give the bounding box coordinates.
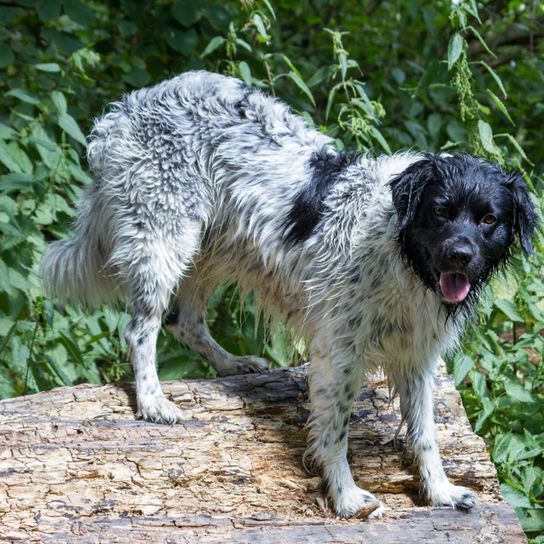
[166,278,269,377]
[306,337,385,519]
[120,221,202,424]
[396,367,477,509]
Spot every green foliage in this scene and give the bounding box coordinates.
[1,0,543,538]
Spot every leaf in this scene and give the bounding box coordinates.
[477,120,499,156]
[30,360,54,391]
[500,483,533,509]
[67,161,93,185]
[281,55,315,106]
[0,123,16,140]
[369,126,392,154]
[51,91,67,114]
[453,355,473,386]
[473,396,494,433]
[59,332,84,366]
[447,33,464,70]
[123,67,150,87]
[426,113,442,139]
[495,133,529,163]
[494,298,524,323]
[201,36,225,57]
[391,67,405,84]
[325,85,338,121]
[0,173,34,193]
[171,0,201,28]
[57,113,87,146]
[166,28,198,54]
[287,72,316,106]
[10,335,29,372]
[7,141,33,174]
[238,61,252,86]
[36,0,62,22]
[306,66,330,88]
[0,321,17,360]
[235,38,252,53]
[339,52,347,80]
[519,509,544,533]
[262,0,276,19]
[492,432,513,463]
[505,381,536,404]
[31,126,63,169]
[6,88,40,105]
[200,4,229,28]
[0,140,22,173]
[479,61,507,98]
[63,0,94,24]
[471,369,488,399]
[35,62,61,73]
[45,355,72,386]
[467,25,496,58]
[485,89,513,125]
[252,13,269,40]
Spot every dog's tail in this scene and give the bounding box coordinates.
[40,184,117,309]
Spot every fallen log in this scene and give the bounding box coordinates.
[0,364,526,543]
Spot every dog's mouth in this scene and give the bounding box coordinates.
[439,272,471,303]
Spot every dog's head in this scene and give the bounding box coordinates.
[390,153,537,307]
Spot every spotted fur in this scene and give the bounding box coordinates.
[41,71,536,518]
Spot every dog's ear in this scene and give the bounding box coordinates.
[508,172,538,254]
[389,156,437,230]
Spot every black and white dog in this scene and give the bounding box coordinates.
[41,71,536,518]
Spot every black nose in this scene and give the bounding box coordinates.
[446,243,474,268]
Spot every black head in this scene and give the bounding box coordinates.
[390,153,537,309]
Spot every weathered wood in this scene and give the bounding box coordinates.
[0,365,526,543]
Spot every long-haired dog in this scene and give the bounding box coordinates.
[41,71,537,518]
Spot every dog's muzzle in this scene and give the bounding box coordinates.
[437,238,477,303]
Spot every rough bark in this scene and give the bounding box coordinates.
[0,364,526,543]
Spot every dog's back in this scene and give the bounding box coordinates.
[41,72,333,309]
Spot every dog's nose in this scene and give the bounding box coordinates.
[446,243,474,268]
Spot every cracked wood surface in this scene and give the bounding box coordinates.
[0,364,526,543]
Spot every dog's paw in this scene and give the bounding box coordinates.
[137,395,184,425]
[426,482,477,510]
[332,486,385,519]
[218,356,269,376]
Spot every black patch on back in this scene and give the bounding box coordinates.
[284,150,357,244]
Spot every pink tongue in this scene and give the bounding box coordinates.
[439,272,470,303]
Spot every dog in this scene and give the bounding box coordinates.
[41,71,537,518]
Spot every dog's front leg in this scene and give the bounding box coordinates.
[306,340,385,518]
[397,369,477,509]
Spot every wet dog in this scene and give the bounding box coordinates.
[41,71,537,517]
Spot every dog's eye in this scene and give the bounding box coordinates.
[433,206,447,218]
[482,214,497,225]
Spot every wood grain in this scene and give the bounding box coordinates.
[0,364,526,542]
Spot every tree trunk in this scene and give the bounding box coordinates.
[0,364,526,543]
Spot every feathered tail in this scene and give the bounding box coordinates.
[40,185,117,308]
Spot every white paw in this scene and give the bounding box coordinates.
[137,394,184,425]
[332,485,384,519]
[218,356,269,376]
[426,481,477,510]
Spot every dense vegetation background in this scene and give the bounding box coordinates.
[0,0,543,538]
